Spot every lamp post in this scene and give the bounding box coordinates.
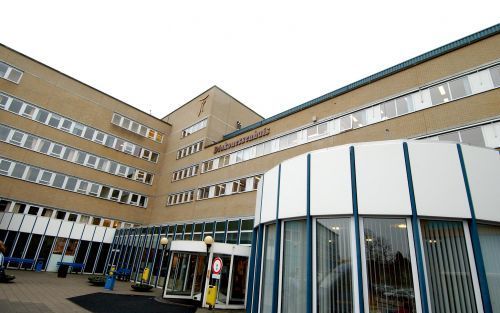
[200,235,214,307]
[160,237,169,292]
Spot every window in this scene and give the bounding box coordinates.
[478,224,500,312]
[48,114,61,127]
[198,187,210,200]
[61,119,72,131]
[111,113,164,142]
[72,123,84,136]
[395,95,414,115]
[50,144,63,157]
[22,104,36,118]
[340,115,352,132]
[8,99,23,114]
[11,163,26,178]
[232,179,246,193]
[421,220,477,313]
[429,83,452,104]
[260,223,277,313]
[41,208,53,217]
[26,167,40,182]
[182,118,207,138]
[10,131,24,145]
[68,214,78,222]
[92,217,101,226]
[352,110,367,129]
[215,184,226,197]
[0,125,9,141]
[35,109,49,123]
[0,159,12,175]
[77,181,89,193]
[381,100,397,119]
[55,211,66,220]
[0,62,23,83]
[65,177,77,191]
[363,218,416,313]
[52,174,65,188]
[449,76,472,99]
[80,215,90,224]
[459,127,485,147]
[39,171,53,184]
[28,206,39,215]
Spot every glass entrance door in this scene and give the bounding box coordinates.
[166,252,206,297]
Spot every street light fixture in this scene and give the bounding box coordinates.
[160,237,169,292]
[201,235,214,307]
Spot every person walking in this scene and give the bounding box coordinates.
[0,240,5,269]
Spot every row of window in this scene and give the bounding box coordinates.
[0,230,111,274]
[181,118,207,138]
[0,61,23,84]
[197,63,500,174]
[422,120,500,148]
[0,124,154,185]
[0,157,148,208]
[108,218,253,287]
[197,174,261,200]
[167,175,261,206]
[176,140,203,159]
[167,190,195,206]
[0,92,160,162]
[258,217,498,313]
[0,199,134,228]
[111,113,164,143]
[171,164,199,182]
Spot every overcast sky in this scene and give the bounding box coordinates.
[2,1,499,119]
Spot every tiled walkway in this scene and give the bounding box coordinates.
[0,270,243,313]
[0,270,163,312]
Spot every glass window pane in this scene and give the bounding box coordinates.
[282,220,307,313]
[459,127,485,147]
[478,224,500,312]
[8,99,23,114]
[395,95,414,115]
[382,100,397,119]
[449,76,472,99]
[421,220,477,313]
[364,218,416,313]
[35,110,49,123]
[317,218,353,313]
[490,65,500,87]
[12,163,27,178]
[260,223,276,313]
[429,83,451,105]
[352,111,367,129]
[438,132,460,143]
[0,125,9,141]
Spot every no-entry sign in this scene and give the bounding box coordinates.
[212,257,223,276]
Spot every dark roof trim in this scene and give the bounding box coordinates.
[0,43,171,127]
[223,23,500,140]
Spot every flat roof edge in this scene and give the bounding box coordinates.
[0,43,172,127]
[223,23,500,140]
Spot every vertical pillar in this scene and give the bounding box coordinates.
[403,142,429,313]
[457,144,492,313]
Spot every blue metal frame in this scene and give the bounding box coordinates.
[271,164,282,313]
[246,228,258,313]
[349,146,364,313]
[251,225,264,313]
[403,142,430,313]
[306,154,312,313]
[457,144,493,313]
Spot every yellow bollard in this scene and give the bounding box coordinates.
[142,267,150,282]
[206,285,217,308]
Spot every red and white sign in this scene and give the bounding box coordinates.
[212,257,223,275]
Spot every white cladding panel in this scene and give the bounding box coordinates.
[356,143,412,215]
[462,145,500,222]
[254,179,263,227]
[70,223,85,239]
[93,226,106,242]
[82,225,96,241]
[311,147,353,216]
[409,142,470,218]
[0,213,4,225]
[46,219,62,236]
[260,166,279,224]
[19,214,36,233]
[279,155,307,219]
[58,221,73,238]
[103,228,116,243]
[0,213,13,229]
[32,216,49,234]
[8,214,24,230]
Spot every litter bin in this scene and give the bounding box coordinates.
[35,259,44,272]
[206,285,217,309]
[57,264,69,278]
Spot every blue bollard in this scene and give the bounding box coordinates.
[104,274,116,290]
[35,261,43,272]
